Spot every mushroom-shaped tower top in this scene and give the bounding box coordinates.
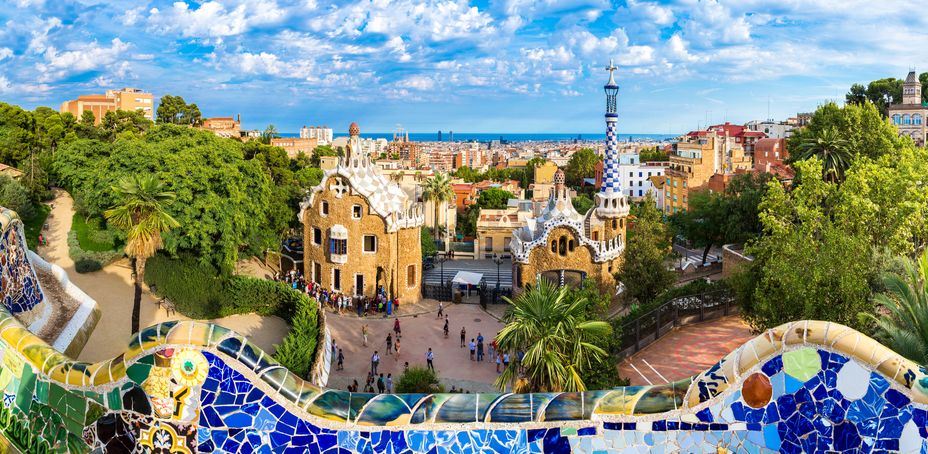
[349,122,360,136]
[553,168,565,186]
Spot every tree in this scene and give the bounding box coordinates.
[104,175,180,334]
[639,147,669,162]
[261,124,279,144]
[564,148,600,187]
[787,101,909,166]
[495,279,612,393]
[396,366,443,393]
[737,159,873,332]
[475,187,514,210]
[617,194,675,304]
[845,83,868,106]
[421,226,437,258]
[862,251,928,365]
[421,173,455,239]
[0,174,35,219]
[156,95,201,125]
[571,193,594,213]
[791,128,852,182]
[309,145,339,167]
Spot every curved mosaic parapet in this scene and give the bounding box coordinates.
[0,216,927,451]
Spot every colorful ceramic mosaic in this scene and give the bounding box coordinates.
[0,210,928,452]
[0,213,43,314]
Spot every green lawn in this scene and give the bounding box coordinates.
[72,213,119,252]
[23,204,51,250]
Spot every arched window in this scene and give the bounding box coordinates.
[903,114,911,125]
[551,240,557,253]
[568,239,575,252]
[914,114,923,125]
[558,236,567,256]
[892,114,901,125]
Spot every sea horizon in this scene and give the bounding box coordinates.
[277,132,678,142]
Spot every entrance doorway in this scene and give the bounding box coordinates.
[355,274,364,296]
[333,269,341,291]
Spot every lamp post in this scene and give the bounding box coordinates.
[493,253,503,290]
[437,252,449,300]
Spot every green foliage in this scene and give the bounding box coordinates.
[639,147,669,162]
[737,159,875,331]
[845,74,928,113]
[787,101,910,169]
[67,231,124,267]
[0,174,35,220]
[451,166,529,189]
[74,258,103,273]
[395,366,444,393]
[22,203,50,250]
[863,251,928,365]
[475,188,514,209]
[618,194,675,305]
[571,193,594,213]
[273,295,320,378]
[564,148,600,187]
[71,214,118,251]
[496,279,612,393]
[422,173,455,238]
[421,226,437,257]
[54,125,275,273]
[457,206,478,238]
[100,110,153,140]
[156,95,201,125]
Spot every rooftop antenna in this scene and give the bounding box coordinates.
[767,96,771,122]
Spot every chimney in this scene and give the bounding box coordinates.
[237,114,241,123]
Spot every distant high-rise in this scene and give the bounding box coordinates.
[300,125,333,145]
[450,130,454,142]
[438,130,442,142]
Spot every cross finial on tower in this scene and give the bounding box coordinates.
[606,59,618,86]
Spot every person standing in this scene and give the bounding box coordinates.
[386,334,393,355]
[469,339,476,361]
[426,348,435,371]
[361,324,369,347]
[386,374,394,393]
[443,318,449,338]
[337,348,344,371]
[460,327,466,348]
[437,301,444,319]
[371,351,380,375]
[476,338,484,362]
[496,353,501,373]
[503,352,510,370]
[377,374,385,394]
[394,338,401,359]
[394,318,402,339]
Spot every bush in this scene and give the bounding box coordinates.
[67,231,123,267]
[74,258,102,273]
[144,255,221,319]
[272,295,319,378]
[72,213,119,251]
[395,366,444,393]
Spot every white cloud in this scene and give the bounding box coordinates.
[396,75,435,90]
[36,38,131,81]
[227,51,316,80]
[148,0,286,38]
[0,48,12,61]
[27,16,62,54]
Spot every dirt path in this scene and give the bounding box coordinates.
[37,190,289,363]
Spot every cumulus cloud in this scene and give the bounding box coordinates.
[0,48,12,61]
[148,0,286,38]
[36,38,131,81]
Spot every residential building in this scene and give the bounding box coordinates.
[753,138,794,182]
[452,182,477,211]
[476,201,533,259]
[511,63,627,294]
[60,87,154,124]
[0,163,23,179]
[594,153,669,200]
[271,137,318,159]
[388,132,421,166]
[300,122,424,303]
[200,115,241,139]
[474,179,524,200]
[745,119,797,138]
[888,70,927,146]
[664,128,753,214]
[300,125,333,145]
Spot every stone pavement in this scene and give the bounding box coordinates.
[324,303,506,393]
[618,316,753,386]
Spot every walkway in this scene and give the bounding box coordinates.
[324,303,505,393]
[37,190,289,363]
[618,316,753,386]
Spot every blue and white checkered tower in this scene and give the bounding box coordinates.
[595,59,629,219]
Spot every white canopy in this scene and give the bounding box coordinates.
[451,271,483,286]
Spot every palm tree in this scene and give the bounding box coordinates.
[865,251,928,365]
[495,279,612,393]
[421,173,455,240]
[105,175,180,334]
[792,128,852,182]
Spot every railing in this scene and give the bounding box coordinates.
[479,286,512,309]
[450,241,475,253]
[616,288,735,360]
[422,283,452,302]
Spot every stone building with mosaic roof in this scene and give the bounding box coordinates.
[510,62,628,293]
[300,122,425,302]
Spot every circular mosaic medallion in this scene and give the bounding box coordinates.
[742,372,772,408]
[171,349,209,387]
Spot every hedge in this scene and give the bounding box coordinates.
[143,254,321,377]
[67,231,123,273]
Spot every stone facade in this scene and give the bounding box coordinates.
[888,70,927,146]
[515,225,621,292]
[300,123,424,303]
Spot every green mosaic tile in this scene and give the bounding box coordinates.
[561,427,577,436]
[126,363,151,385]
[33,379,48,405]
[783,347,821,382]
[14,360,36,413]
[356,394,410,426]
[107,387,122,410]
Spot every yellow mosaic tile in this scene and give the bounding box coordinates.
[108,355,128,383]
[92,359,115,386]
[802,320,831,346]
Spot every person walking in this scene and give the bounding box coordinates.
[361,324,369,347]
[371,351,380,375]
[377,374,385,394]
[437,301,444,319]
[469,339,476,361]
[503,352,510,370]
[460,327,466,348]
[394,318,402,339]
[386,334,393,355]
[443,318,449,338]
[386,374,394,393]
[496,353,501,373]
[489,338,496,359]
[426,348,434,371]
[337,348,344,371]
[394,338,401,359]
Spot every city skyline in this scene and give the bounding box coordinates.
[1,0,927,133]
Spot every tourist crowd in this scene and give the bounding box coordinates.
[274,270,401,316]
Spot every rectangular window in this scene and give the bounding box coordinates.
[321,201,329,216]
[407,264,416,287]
[683,181,687,188]
[333,269,341,291]
[504,237,511,251]
[313,228,322,245]
[638,172,642,177]
[352,205,362,219]
[363,235,377,253]
[330,238,347,255]
[313,262,321,283]
[638,180,643,186]
[639,190,643,196]
[485,237,493,252]
[629,172,633,177]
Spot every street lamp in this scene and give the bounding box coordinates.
[437,252,449,297]
[492,253,503,290]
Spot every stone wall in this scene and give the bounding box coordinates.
[1,209,928,452]
[722,243,753,279]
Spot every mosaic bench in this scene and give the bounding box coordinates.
[0,209,926,452]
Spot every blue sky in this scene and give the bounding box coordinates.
[0,0,926,134]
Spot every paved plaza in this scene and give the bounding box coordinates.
[618,316,753,386]
[324,303,506,392]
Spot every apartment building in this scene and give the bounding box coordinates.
[476,200,534,258]
[664,129,753,214]
[594,153,669,200]
[200,115,241,139]
[60,87,154,124]
[300,126,333,145]
[271,137,318,159]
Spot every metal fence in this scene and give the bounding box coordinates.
[479,286,512,309]
[422,283,452,302]
[616,289,736,360]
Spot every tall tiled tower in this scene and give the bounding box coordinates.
[594,60,629,241]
